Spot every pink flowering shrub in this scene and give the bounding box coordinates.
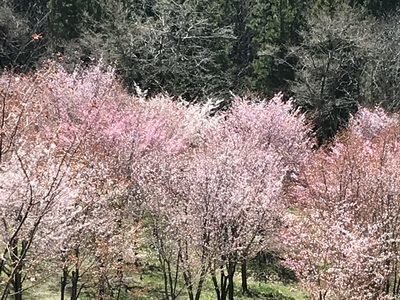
[137,94,311,300]
[0,65,129,298]
[350,107,398,140]
[285,108,400,299]
[226,93,311,167]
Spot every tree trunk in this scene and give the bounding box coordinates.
[12,239,25,300]
[220,269,228,300]
[319,290,327,300]
[70,249,80,300]
[1,239,26,300]
[166,260,175,300]
[194,264,207,300]
[13,268,23,300]
[115,259,124,300]
[60,264,68,300]
[96,257,107,300]
[70,268,79,300]
[182,269,194,300]
[227,261,236,300]
[159,254,170,300]
[211,271,221,300]
[241,259,249,295]
[393,260,398,297]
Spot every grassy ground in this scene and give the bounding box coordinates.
[16,249,308,300]
[24,278,60,300]
[128,270,308,300]
[24,267,308,300]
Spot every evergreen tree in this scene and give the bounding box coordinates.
[249,0,309,95]
[291,5,375,144]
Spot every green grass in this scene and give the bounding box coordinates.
[125,267,308,300]
[197,278,307,300]
[13,267,309,299]
[22,277,60,300]
[5,254,308,300]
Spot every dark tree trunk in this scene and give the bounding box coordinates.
[319,290,327,300]
[211,268,229,300]
[182,269,194,300]
[13,267,22,300]
[211,272,221,300]
[194,263,207,300]
[70,249,80,300]
[241,259,249,295]
[227,261,236,300]
[60,266,68,300]
[159,256,169,300]
[393,260,398,298]
[12,239,26,300]
[70,268,79,300]
[212,262,236,300]
[166,260,175,300]
[220,269,228,300]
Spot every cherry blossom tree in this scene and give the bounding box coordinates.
[42,63,140,300]
[0,63,139,300]
[137,94,311,300]
[0,68,84,300]
[128,95,214,300]
[285,107,400,300]
[42,63,211,300]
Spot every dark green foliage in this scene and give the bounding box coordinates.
[222,0,256,93]
[362,15,400,111]
[249,0,309,95]
[48,0,90,40]
[0,0,48,71]
[11,0,48,25]
[66,0,234,99]
[290,6,374,144]
[349,0,400,16]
